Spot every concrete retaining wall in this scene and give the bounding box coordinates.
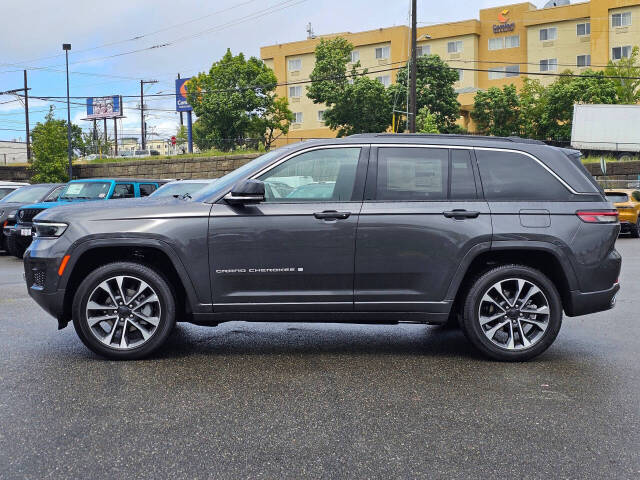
[0,154,261,182]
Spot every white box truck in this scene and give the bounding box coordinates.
[571,104,640,158]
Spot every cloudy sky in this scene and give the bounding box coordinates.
[0,0,548,142]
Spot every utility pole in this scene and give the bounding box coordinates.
[409,0,417,133]
[177,73,183,126]
[113,118,118,156]
[0,83,32,162]
[140,79,158,150]
[63,43,73,179]
[23,71,30,161]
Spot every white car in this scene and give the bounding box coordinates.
[0,182,30,200]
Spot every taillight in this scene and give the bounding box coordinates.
[576,210,619,223]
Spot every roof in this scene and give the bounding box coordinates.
[70,178,171,184]
[346,133,546,145]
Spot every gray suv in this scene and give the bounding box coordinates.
[24,134,621,361]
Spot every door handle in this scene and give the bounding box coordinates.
[443,209,480,219]
[314,210,351,220]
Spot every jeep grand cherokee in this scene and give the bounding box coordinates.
[24,135,621,361]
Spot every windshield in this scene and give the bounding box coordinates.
[0,185,55,204]
[151,182,211,198]
[606,193,629,203]
[59,182,111,200]
[0,187,17,200]
[192,146,300,202]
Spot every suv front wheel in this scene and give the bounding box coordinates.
[72,262,176,360]
[461,265,562,362]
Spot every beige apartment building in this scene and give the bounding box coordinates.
[260,0,640,137]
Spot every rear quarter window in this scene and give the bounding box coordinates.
[476,150,571,201]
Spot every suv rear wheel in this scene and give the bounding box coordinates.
[461,265,562,362]
[630,221,640,238]
[72,262,176,360]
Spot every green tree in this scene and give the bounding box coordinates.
[389,55,461,132]
[187,49,278,150]
[307,37,392,136]
[249,96,294,150]
[30,106,83,183]
[471,84,520,136]
[80,124,111,157]
[604,46,640,104]
[519,78,547,139]
[415,106,439,133]
[175,125,188,146]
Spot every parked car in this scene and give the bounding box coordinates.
[149,179,217,199]
[0,181,30,200]
[9,178,167,257]
[24,134,620,361]
[605,189,640,237]
[1,183,65,255]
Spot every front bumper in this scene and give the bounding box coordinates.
[565,283,620,317]
[11,222,34,247]
[24,251,67,326]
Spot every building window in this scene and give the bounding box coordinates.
[293,112,303,124]
[540,58,558,72]
[457,69,463,82]
[416,45,431,57]
[505,35,520,48]
[376,75,391,87]
[350,50,359,63]
[505,64,520,77]
[576,22,590,36]
[375,46,390,59]
[577,54,591,67]
[288,58,302,71]
[489,38,504,51]
[289,86,302,98]
[447,40,463,54]
[612,45,632,60]
[612,12,632,27]
[539,27,557,41]
[317,110,325,121]
[488,67,505,80]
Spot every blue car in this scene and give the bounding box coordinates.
[8,178,167,257]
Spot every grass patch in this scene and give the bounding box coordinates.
[582,155,640,164]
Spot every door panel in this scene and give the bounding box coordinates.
[355,146,492,311]
[209,146,368,312]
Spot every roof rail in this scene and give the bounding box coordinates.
[347,133,546,145]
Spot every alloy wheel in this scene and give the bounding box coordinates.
[85,275,162,350]
[477,277,550,351]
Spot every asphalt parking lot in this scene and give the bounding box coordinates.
[1,240,639,479]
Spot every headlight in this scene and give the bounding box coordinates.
[33,222,68,238]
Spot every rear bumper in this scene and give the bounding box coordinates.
[565,283,620,317]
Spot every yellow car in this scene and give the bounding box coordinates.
[605,188,640,237]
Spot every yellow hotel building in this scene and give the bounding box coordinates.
[260,0,640,137]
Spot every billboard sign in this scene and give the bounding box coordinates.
[86,95,123,119]
[176,78,193,112]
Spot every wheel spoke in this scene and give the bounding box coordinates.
[520,305,549,315]
[481,293,506,312]
[479,312,506,326]
[119,319,129,348]
[133,311,160,327]
[128,280,150,306]
[492,283,512,308]
[484,320,510,340]
[87,314,118,327]
[519,285,541,309]
[104,320,120,345]
[87,300,114,311]
[97,281,119,307]
[128,318,152,340]
[520,317,547,330]
[517,320,531,348]
[115,276,128,304]
[513,279,526,306]
[132,294,158,311]
[506,322,515,349]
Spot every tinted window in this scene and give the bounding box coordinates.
[1,185,51,203]
[112,184,135,199]
[258,148,360,202]
[139,184,157,197]
[476,150,570,201]
[44,186,65,202]
[377,147,448,200]
[450,149,477,199]
[606,193,629,203]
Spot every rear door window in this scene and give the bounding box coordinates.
[450,149,478,199]
[139,184,157,197]
[475,150,571,201]
[112,184,135,199]
[44,186,65,202]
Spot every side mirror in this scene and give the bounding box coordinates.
[224,179,265,205]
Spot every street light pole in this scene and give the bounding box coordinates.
[409,0,417,133]
[63,43,72,179]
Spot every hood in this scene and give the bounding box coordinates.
[0,202,24,224]
[34,197,205,223]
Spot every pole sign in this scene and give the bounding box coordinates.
[86,95,123,119]
[175,78,193,112]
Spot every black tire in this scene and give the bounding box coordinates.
[461,265,562,362]
[630,222,640,238]
[72,262,176,360]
